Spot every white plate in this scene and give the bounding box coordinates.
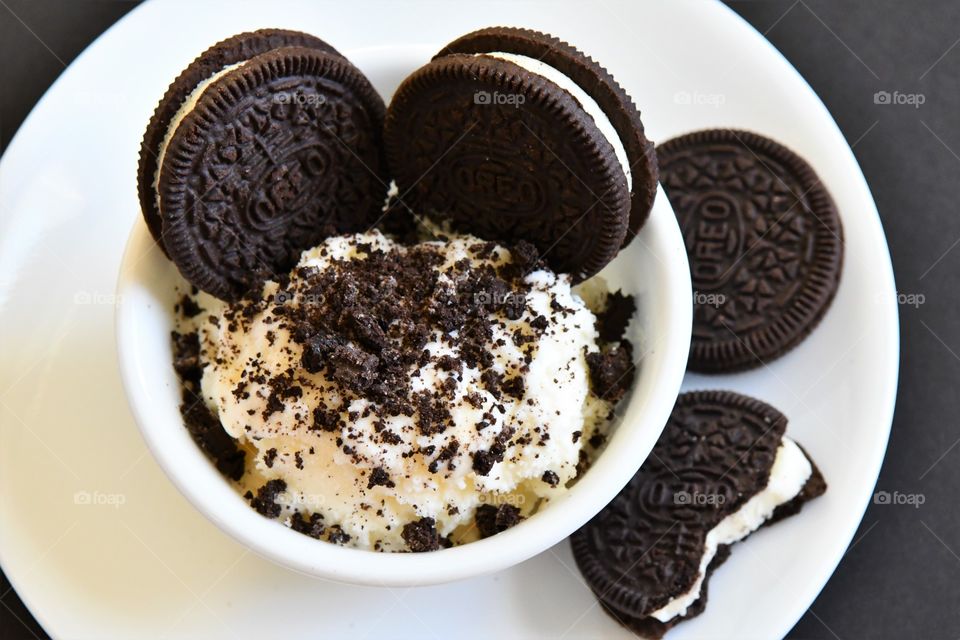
[0,0,898,638]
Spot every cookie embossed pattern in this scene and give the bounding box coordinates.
[138,31,389,301]
[572,391,826,638]
[658,130,843,373]
[385,27,659,282]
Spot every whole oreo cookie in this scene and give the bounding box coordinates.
[658,129,844,373]
[138,29,342,255]
[571,390,826,638]
[141,35,388,300]
[384,27,658,282]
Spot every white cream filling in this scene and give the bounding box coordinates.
[480,51,632,191]
[153,61,246,212]
[650,437,813,622]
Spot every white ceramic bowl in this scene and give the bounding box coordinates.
[115,185,691,587]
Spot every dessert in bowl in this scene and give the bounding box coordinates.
[116,191,689,584]
[116,27,692,585]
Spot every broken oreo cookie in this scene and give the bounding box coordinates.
[571,390,826,638]
[384,27,658,282]
[138,30,388,300]
[658,129,844,373]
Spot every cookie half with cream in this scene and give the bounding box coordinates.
[571,390,826,638]
[384,27,658,282]
[137,29,388,300]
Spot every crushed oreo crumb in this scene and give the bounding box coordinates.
[475,504,524,538]
[249,479,286,518]
[291,512,325,539]
[173,331,245,481]
[367,466,396,489]
[327,525,351,545]
[586,341,635,401]
[402,517,441,552]
[542,470,560,487]
[596,291,636,342]
[263,447,278,468]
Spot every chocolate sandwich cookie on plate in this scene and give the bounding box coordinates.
[571,390,826,639]
[658,129,844,373]
[138,29,388,301]
[384,27,659,282]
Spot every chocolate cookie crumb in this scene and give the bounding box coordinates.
[542,470,560,487]
[327,525,351,545]
[249,479,287,518]
[171,331,202,382]
[263,448,278,468]
[597,291,636,342]
[291,512,326,539]
[586,341,635,401]
[173,330,245,480]
[589,433,607,449]
[367,466,396,489]
[177,294,203,319]
[475,504,523,538]
[402,517,441,552]
[472,443,506,476]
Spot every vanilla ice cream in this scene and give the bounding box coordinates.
[182,227,628,551]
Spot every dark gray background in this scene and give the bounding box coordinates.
[1,1,957,638]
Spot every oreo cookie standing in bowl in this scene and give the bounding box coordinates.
[384,27,659,282]
[138,29,342,256]
[658,130,844,373]
[138,30,388,301]
[570,390,826,638]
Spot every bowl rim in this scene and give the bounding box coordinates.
[115,187,691,587]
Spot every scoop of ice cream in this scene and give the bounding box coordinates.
[196,228,614,551]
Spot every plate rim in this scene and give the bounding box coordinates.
[0,0,900,637]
